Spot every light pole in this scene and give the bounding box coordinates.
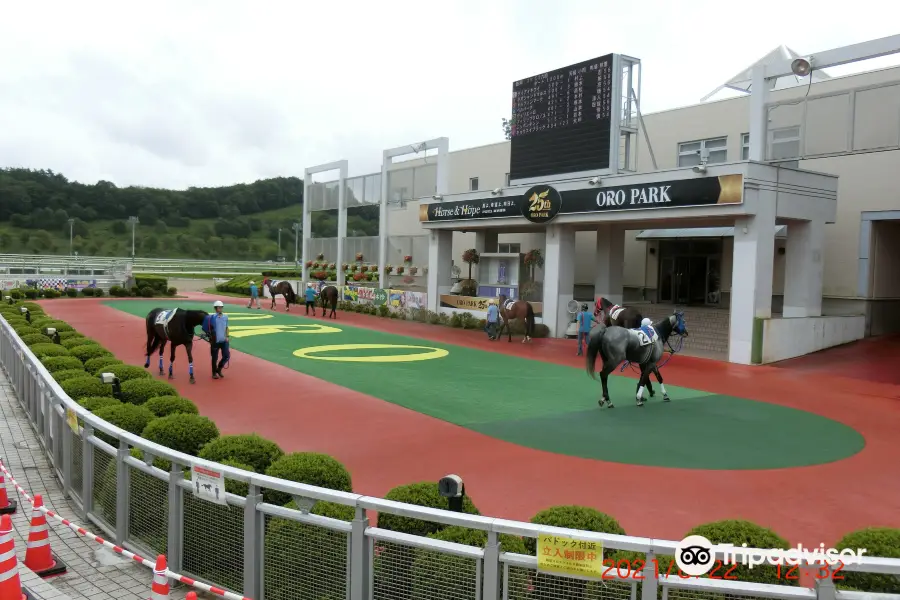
[292,222,301,265]
[128,216,139,260]
[67,218,75,256]
[277,228,282,258]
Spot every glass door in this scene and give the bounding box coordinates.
[659,257,674,302]
[674,256,690,304]
[706,257,721,305]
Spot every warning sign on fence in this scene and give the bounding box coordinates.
[191,464,226,505]
[66,407,79,433]
[536,533,603,579]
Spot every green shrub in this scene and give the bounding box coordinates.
[53,368,91,383]
[141,413,219,456]
[80,287,95,297]
[29,343,71,359]
[264,498,354,600]
[9,289,21,299]
[58,330,84,340]
[40,288,60,299]
[378,482,479,537]
[140,286,155,298]
[198,434,284,475]
[218,459,256,497]
[108,285,124,297]
[13,325,42,337]
[93,403,157,445]
[41,356,85,373]
[166,287,177,296]
[65,288,78,298]
[834,527,900,592]
[23,289,38,299]
[84,356,124,373]
[20,333,51,346]
[406,527,529,600]
[32,319,72,332]
[61,337,99,350]
[70,344,113,363]
[78,396,123,412]
[120,379,178,405]
[94,363,152,382]
[263,452,352,505]
[144,395,198,418]
[60,376,113,400]
[135,275,168,294]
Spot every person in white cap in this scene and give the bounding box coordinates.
[209,300,230,379]
[247,280,260,309]
[304,282,317,315]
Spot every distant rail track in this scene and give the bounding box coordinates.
[0,253,294,277]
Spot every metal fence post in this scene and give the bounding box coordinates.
[61,401,73,498]
[115,439,130,544]
[349,506,370,600]
[814,565,837,600]
[641,551,658,600]
[482,531,501,600]
[167,463,184,574]
[243,483,262,599]
[81,425,94,522]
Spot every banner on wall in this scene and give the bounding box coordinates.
[24,278,97,290]
[440,294,543,316]
[1,280,23,291]
[342,286,429,312]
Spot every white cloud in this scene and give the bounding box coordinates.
[1,0,898,188]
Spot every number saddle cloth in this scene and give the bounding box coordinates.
[631,324,659,347]
[504,300,517,312]
[154,309,179,338]
[607,304,626,321]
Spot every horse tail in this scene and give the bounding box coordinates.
[585,324,607,381]
[287,284,297,304]
[525,303,535,337]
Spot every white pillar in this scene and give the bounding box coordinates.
[728,194,776,364]
[427,229,453,313]
[783,220,825,317]
[377,157,390,285]
[594,224,625,304]
[748,64,769,162]
[336,166,348,287]
[301,175,311,284]
[542,224,576,337]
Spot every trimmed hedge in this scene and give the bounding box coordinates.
[93,403,157,445]
[93,363,152,382]
[835,527,900,592]
[120,379,178,405]
[263,452,353,505]
[41,356,86,373]
[84,356,124,373]
[29,343,70,359]
[378,482,479,537]
[524,505,625,554]
[141,413,219,456]
[144,395,198,418]
[58,330,84,341]
[198,434,284,475]
[53,369,93,383]
[60,376,113,400]
[20,333,51,346]
[61,337,99,350]
[70,344,113,363]
[78,396,123,412]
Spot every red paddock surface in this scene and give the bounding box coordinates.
[771,334,900,386]
[41,295,900,551]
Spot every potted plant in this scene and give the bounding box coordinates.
[385,264,394,274]
[305,260,313,268]
[403,255,412,264]
[356,252,364,262]
[460,249,480,296]
[396,266,405,275]
[316,253,325,261]
[342,263,349,271]
[360,265,369,273]
[350,264,359,272]
[409,266,418,275]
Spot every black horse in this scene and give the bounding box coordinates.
[265,279,298,312]
[143,308,208,384]
[319,285,339,319]
[585,311,688,408]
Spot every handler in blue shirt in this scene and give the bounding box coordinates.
[304,283,317,315]
[576,303,595,356]
[209,300,230,379]
[485,299,500,340]
[247,280,260,309]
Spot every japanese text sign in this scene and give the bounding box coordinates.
[536,534,603,579]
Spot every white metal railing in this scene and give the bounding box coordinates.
[0,253,300,276]
[1,315,898,600]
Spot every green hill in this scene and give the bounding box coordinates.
[0,168,378,260]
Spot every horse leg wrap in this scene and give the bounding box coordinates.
[158,355,164,373]
[661,383,670,401]
[636,386,645,400]
[169,362,174,377]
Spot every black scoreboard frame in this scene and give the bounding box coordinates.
[508,53,622,184]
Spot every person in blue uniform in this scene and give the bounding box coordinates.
[209,300,230,379]
[304,283,317,315]
[247,280,260,309]
[485,298,500,340]
[576,303,595,356]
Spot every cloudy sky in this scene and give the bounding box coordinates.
[1,0,898,190]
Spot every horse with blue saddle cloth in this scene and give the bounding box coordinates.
[144,307,209,383]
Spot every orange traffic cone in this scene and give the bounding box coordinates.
[185,593,197,600]
[0,473,16,515]
[22,495,65,578]
[0,514,33,600]
[149,555,170,600]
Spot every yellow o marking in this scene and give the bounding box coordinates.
[229,323,342,338]
[227,315,275,321]
[293,344,448,363]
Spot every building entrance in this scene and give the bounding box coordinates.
[658,239,722,306]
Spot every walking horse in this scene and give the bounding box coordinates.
[497,294,536,343]
[319,285,339,319]
[264,278,298,311]
[143,308,208,384]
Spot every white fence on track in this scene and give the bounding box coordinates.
[0,253,295,277]
[1,316,898,600]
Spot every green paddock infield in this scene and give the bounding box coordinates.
[108,300,865,470]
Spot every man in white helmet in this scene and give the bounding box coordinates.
[209,300,230,379]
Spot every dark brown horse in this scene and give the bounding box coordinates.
[319,285,339,319]
[497,294,536,343]
[265,279,297,312]
[143,308,208,384]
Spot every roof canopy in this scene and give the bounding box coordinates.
[701,45,832,102]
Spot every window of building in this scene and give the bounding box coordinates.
[741,133,750,160]
[469,177,479,191]
[498,243,521,254]
[768,126,801,161]
[505,173,510,186]
[677,137,727,167]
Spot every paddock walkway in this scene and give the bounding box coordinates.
[0,369,192,600]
